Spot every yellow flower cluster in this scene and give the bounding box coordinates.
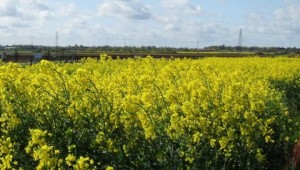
[0,56,299,169]
[25,129,62,170]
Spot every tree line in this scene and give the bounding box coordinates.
[1,44,299,54]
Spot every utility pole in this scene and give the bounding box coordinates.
[55,31,58,48]
[124,39,127,52]
[74,47,77,62]
[55,31,59,61]
[238,28,243,51]
[15,48,18,62]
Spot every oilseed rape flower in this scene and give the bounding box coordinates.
[0,57,299,169]
[106,166,114,170]
[210,139,217,148]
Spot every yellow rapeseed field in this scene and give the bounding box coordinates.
[0,56,300,169]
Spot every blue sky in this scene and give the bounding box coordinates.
[0,0,299,48]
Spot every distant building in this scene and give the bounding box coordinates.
[34,53,43,61]
[5,46,16,50]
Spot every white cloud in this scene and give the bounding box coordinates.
[161,0,188,8]
[154,0,204,35]
[0,0,53,28]
[0,0,19,17]
[98,0,151,20]
[238,1,300,47]
[161,0,202,15]
[286,5,300,21]
[55,3,75,17]
[0,0,80,45]
[272,4,300,32]
[155,15,181,31]
[246,12,265,26]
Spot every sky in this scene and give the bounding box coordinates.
[0,0,299,48]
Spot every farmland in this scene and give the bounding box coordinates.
[0,56,300,169]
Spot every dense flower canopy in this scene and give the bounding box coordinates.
[0,56,300,169]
